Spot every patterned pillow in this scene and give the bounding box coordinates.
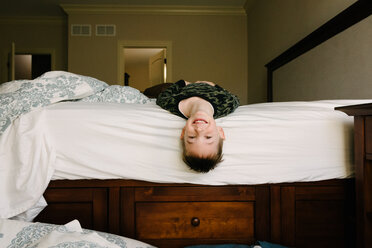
[0,71,108,97]
[0,71,108,135]
[0,219,155,248]
[81,85,151,104]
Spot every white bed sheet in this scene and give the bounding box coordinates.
[1,99,371,218]
[47,100,366,185]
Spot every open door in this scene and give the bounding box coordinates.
[149,50,165,86]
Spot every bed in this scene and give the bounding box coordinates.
[1,2,372,248]
[0,77,366,248]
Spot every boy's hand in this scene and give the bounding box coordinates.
[194,81,216,86]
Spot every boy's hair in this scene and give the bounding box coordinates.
[181,138,224,173]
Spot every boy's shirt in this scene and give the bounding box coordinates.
[156,80,240,119]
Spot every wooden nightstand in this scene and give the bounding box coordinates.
[336,103,372,248]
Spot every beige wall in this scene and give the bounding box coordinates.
[2,2,367,105]
[66,11,248,103]
[274,14,372,101]
[0,17,67,83]
[247,0,356,103]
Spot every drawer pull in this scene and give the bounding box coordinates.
[191,217,200,227]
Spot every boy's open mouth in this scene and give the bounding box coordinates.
[193,119,208,124]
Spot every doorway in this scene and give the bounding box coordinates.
[117,41,172,92]
[14,54,51,80]
[8,43,55,81]
[124,48,166,91]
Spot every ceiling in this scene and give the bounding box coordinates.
[125,48,164,66]
[0,0,248,17]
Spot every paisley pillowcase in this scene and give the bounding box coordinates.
[0,71,108,135]
[0,219,155,248]
[81,85,151,104]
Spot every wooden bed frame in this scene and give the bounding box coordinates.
[35,2,372,247]
[35,179,355,247]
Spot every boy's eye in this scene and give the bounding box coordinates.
[189,136,195,139]
[206,136,212,139]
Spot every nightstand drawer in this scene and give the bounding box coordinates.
[135,186,255,201]
[136,201,254,239]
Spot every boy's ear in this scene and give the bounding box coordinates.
[180,127,185,140]
[218,126,226,140]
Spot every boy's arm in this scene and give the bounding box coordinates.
[156,80,186,112]
[193,81,216,86]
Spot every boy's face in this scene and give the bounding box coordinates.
[180,111,225,157]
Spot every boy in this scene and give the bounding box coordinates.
[156,80,239,172]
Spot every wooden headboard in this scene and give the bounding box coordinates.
[265,0,372,102]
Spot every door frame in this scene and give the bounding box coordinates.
[3,46,56,82]
[117,40,172,86]
[14,47,56,71]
